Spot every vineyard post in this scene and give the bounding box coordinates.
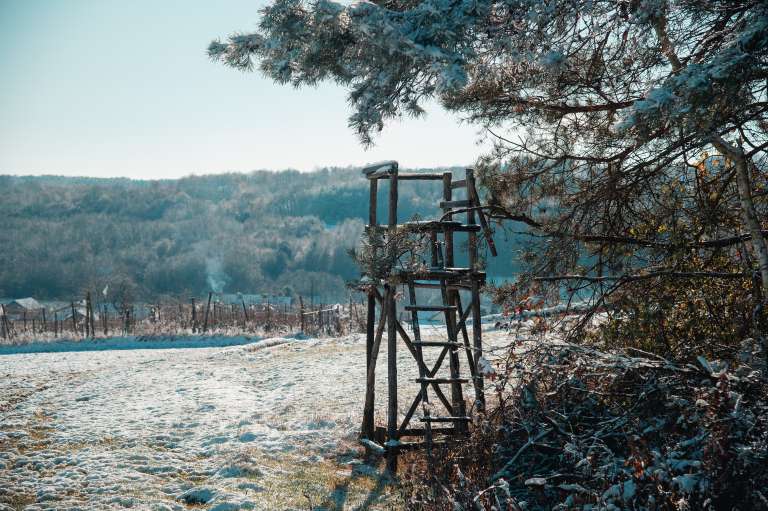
[203,292,212,332]
[70,302,77,336]
[299,296,305,333]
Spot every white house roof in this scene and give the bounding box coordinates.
[9,297,43,310]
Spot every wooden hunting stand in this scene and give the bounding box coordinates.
[359,161,496,472]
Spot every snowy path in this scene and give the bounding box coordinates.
[0,328,514,510]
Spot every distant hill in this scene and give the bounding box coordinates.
[0,168,520,302]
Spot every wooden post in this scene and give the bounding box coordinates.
[466,169,478,271]
[442,172,454,267]
[348,295,353,332]
[466,169,486,411]
[85,301,90,338]
[386,166,399,472]
[191,297,197,333]
[365,177,379,428]
[385,283,398,472]
[71,302,77,336]
[42,308,47,333]
[299,296,305,333]
[1,305,11,340]
[103,304,109,336]
[242,297,249,324]
[85,292,94,338]
[90,296,95,337]
[362,290,387,441]
[441,171,467,432]
[203,292,212,332]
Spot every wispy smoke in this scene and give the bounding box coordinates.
[206,258,230,293]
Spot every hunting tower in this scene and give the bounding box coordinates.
[359,161,496,471]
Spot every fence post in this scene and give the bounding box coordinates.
[70,302,77,336]
[241,297,249,326]
[191,297,197,333]
[299,296,305,333]
[85,293,91,338]
[203,292,212,333]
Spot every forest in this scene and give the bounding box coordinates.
[0,168,518,303]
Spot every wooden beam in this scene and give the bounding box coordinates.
[386,169,399,472]
[367,172,445,180]
[361,290,387,440]
[467,168,498,257]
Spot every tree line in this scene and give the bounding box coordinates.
[0,168,519,303]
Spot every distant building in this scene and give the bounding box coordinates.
[58,305,89,322]
[2,298,44,320]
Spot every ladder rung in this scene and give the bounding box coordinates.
[412,341,463,348]
[368,171,446,180]
[415,378,469,384]
[451,179,467,189]
[404,305,457,312]
[419,416,472,423]
[398,173,447,181]
[395,269,486,282]
[411,282,471,290]
[398,427,457,437]
[440,200,472,209]
[395,439,456,451]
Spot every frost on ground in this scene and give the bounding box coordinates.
[0,334,410,510]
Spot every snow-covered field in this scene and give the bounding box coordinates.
[0,326,518,511]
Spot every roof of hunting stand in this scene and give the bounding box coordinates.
[361,160,398,175]
[362,160,447,181]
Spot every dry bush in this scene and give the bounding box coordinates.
[402,340,768,510]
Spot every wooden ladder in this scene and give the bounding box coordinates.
[359,164,497,473]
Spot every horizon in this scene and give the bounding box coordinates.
[0,162,472,182]
[0,0,487,180]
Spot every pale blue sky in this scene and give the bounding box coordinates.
[0,0,485,179]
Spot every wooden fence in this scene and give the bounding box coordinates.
[0,293,366,341]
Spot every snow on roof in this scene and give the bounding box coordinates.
[9,297,43,310]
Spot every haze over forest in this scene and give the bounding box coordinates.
[0,168,519,303]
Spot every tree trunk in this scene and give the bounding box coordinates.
[713,136,768,312]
